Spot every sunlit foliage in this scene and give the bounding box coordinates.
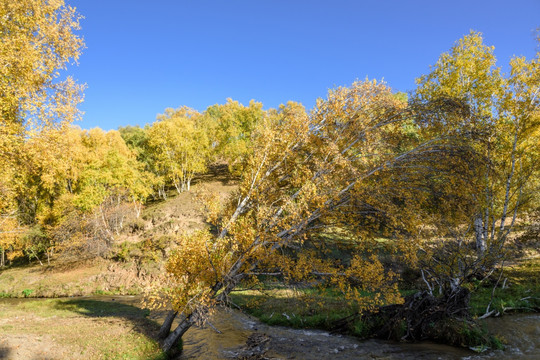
[414,31,540,294]
[0,0,84,263]
[204,99,266,174]
[146,107,211,196]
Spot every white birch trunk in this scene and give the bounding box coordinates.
[474,213,486,256]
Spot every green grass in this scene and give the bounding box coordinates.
[230,287,355,329]
[230,285,414,336]
[0,298,166,359]
[469,257,540,316]
[0,259,145,298]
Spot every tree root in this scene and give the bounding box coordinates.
[331,288,495,348]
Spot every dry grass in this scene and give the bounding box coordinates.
[0,259,146,298]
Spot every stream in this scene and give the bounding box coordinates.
[171,308,472,359]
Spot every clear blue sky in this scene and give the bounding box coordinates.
[67,0,540,130]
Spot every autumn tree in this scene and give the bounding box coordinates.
[49,127,153,256]
[118,125,153,170]
[204,99,266,174]
[147,107,211,196]
[414,31,540,296]
[146,80,477,352]
[6,125,154,262]
[0,0,84,264]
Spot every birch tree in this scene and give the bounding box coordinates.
[0,0,84,260]
[145,80,477,352]
[205,99,265,174]
[147,107,211,194]
[414,32,540,292]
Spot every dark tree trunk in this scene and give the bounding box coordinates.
[158,310,178,339]
[162,315,193,353]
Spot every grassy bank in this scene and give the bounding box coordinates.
[0,176,237,299]
[469,257,540,316]
[230,286,416,338]
[230,287,356,330]
[230,256,539,349]
[0,298,166,359]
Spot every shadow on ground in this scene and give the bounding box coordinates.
[53,299,160,343]
[0,347,11,359]
[195,163,237,185]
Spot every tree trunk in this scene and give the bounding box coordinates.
[162,315,193,353]
[134,200,142,218]
[474,213,486,256]
[174,182,182,194]
[159,185,167,200]
[450,277,461,293]
[158,310,178,339]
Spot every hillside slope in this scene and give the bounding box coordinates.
[0,171,237,298]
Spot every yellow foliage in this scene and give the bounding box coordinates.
[147,108,211,194]
[0,0,84,263]
[414,31,540,291]
[153,81,433,320]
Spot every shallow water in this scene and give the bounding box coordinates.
[3,296,538,359]
[470,314,540,360]
[173,309,473,360]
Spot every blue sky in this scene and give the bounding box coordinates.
[67,0,540,130]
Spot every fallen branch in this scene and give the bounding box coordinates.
[205,320,222,334]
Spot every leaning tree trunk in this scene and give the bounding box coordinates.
[162,314,193,353]
[159,269,241,352]
[158,310,178,340]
